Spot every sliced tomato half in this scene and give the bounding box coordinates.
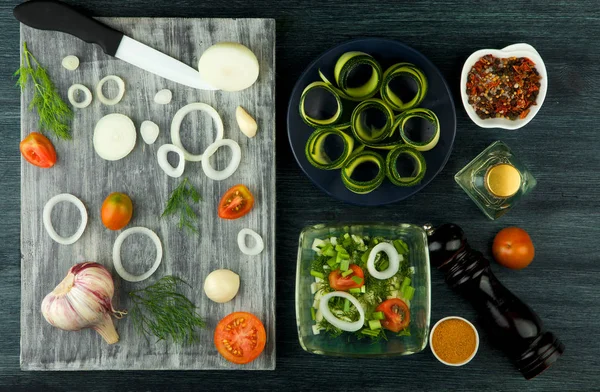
[20,132,57,168]
[376,298,410,332]
[329,264,364,291]
[214,312,266,365]
[218,185,254,220]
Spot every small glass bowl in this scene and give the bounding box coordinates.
[430,316,480,366]
[295,223,431,357]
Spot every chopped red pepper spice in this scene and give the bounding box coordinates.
[466,55,541,120]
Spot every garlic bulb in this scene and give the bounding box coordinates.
[41,262,126,344]
[203,269,240,303]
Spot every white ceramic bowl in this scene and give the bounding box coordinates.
[460,43,547,130]
[430,316,479,366]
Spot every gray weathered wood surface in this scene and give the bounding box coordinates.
[20,17,276,370]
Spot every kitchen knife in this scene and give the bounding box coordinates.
[13,0,217,90]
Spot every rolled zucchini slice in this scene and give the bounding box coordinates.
[380,63,428,112]
[396,108,440,151]
[341,149,386,194]
[351,98,395,145]
[385,145,427,186]
[299,81,343,127]
[305,128,355,170]
[333,51,383,101]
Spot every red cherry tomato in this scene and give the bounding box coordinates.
[101,192,133,231]
[328,264,364,290]
[376,298,410,332]
[20,132,57,168]
[218,185,254,220]
[492,227,535,270]
[214,312,266,365]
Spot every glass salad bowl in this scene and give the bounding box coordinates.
[295,223,431,357]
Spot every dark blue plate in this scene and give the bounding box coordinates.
[287,38,457,206]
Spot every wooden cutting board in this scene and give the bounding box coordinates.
[19,17,276,370]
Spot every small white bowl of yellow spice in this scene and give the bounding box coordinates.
[430,316,479,366]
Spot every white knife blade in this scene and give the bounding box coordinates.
[115,35,217,91]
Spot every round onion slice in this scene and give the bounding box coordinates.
[154,89,172,105]
[201,139,241,181]
[93,113,137,161]
[96,75,125,106]
[367,242,401,280]
[319,291,365,332]
[237,228,264,255]
[43,193,88,245]
[112,227,163,282]
[67,84,92,109]
[157,144,185,178]
[141,120,160,145]
[171,102,224,162]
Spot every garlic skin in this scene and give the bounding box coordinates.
[41,262,126,344]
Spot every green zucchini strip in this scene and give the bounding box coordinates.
[334,52,383,101]
[396,108,440,151]
[305,128,355,170]
[299,81,343,127]
[385,145,427,186]
[341,150,386,194]
[380,63,428,112]
[351,98,395,145]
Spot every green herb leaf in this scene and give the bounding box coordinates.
[162,177,202,234]
[128,276,206,344]
[16,42,72,140]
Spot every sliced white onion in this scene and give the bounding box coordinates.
[157,144,185,178]
[42,193,88,245]
[198,42,259,92]
[367,242,400,280]
[112,227,163,282]
[237,228,264,255]
[319,291,365,332]
[201,139,241,181]
[93,113,137,161]
[62,55,79,71]
[140,120,159,145]
[67,84,92,108]
[154,89,172,105]
[96,75,125,106]
[170,102,224,162]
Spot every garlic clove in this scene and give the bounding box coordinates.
[236,106,258,138]
[203,269,240,303]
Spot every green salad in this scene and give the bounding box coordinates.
[309,232,414,341]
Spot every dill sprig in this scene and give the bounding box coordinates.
[161,177,202,233]
[15,42,72,140]
[128,276,206,344]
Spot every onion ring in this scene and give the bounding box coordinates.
[112,227,163,282]
[43,193,88,245]
[367,242,401,280]
[96,75,125,106]
[67,84,92,109]
[201,139,241,181]
[237,228,264,255]
[171,103,224,162]
[319,291,365,332]
[157,144,185,178]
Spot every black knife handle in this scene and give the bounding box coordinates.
[13,0,123,56]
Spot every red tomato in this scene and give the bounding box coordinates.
[492,227,535,270]
[19,132,57,168]
[214,312,267,365]
[101,192,133,231]
[328,264,364,290]
[218,185,254,220]
[376,298,410,332]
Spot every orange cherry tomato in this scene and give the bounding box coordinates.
[218,185,254,220]
[376,298,410,332]
[214,312,267,365]
[101,192,133,231]
[492,227,535,270]
[20,132,57,168]
[328,264,364,291]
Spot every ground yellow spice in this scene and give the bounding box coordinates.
[432,319,477,364]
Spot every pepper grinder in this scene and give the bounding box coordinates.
[426,223,564,379]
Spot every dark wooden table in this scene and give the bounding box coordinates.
[1,1,599,391]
